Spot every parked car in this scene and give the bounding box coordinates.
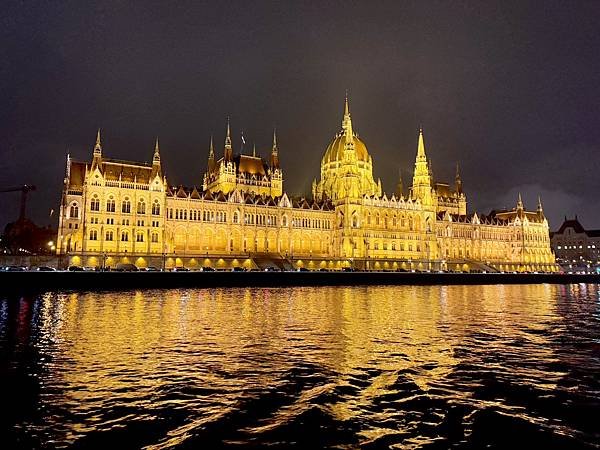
[5,265,27,272]
[173,267,190,272]
[144,266,160,272]
[319,268,329,272]
[115,263,138,272]
[201,266,216,272]
[264,266,278,272]
[231,266,245,272]
[342,267,354,272]
[36,266,56,271]
[68,265,84,271]
[296,267,309,272]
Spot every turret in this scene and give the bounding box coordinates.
[91,129,102,169]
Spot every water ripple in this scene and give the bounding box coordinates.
[2,284,600,449]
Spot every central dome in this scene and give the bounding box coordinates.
[322,132,370,164]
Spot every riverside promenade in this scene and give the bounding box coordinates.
[0,271,598,293]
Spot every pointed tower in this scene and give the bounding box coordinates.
[396,169,404,198]
[207,135,215,173]
[224,118,233,161]
[252,142,256,157]
[455,162,462,194]
[151,137,162,178]
[270,129,280,169]
[537,195,544,219]
[411,127,433,205]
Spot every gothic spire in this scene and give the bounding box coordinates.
[94,128,102,156]
[153,137,160,161]
[517,192,524,209]
[455,162,462,193]
[224,117,233,161]
[270,128,280,169]
[208,135,215,173]
[252,142,256,157]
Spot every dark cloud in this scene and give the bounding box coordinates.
[1,0,600,231]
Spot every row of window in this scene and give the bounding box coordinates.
[557,244,597,250]
[89,230,160,243]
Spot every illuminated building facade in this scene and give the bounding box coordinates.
[57,96,556,271]
[550,217,600,271]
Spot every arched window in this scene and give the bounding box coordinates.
[121,231,129,242]
[151,232,159,243]
[89,230,98,240]
[90,194,100,211]
[282,215,288,227]
[233,211,239,223]
[136,232,144,242]
[105,230,113,241]
[152,200,160,215]
[137,198,146,214]
[122,198,131,213]
[106,196,115,212]
[69,202,79,219]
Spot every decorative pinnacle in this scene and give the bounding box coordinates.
[517,192,523,208]
[154,137,160,153]
[209,135,214,157]
[272,128,278,153]
[252,142,256,157]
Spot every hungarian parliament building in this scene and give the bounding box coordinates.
[57,96,556,272]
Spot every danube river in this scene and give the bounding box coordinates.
[2,284,599,449]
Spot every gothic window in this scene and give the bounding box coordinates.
[151,200,160,215]
[136,232,144,242]
[90,195,100,211]
[69,202,79,219]
[89,230,98,241]
[137,199,146,214]
[233,211,239,223]
[107,197,116,212]
[121,231,129,242]
[282,215,287,227]
[151,232,159,243]
[105,230,113,241]
[122,198,131,214]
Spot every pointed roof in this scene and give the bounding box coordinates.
[517,192,523,209]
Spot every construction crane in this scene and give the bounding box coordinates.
[0,185,36,221]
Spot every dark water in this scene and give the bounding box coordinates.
[1,285,600,449]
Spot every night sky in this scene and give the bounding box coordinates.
[2,1,600,231]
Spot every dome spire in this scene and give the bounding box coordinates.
[342,92,354,143]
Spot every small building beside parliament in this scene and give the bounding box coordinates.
[57,96,556,272]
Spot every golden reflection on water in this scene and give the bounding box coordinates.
[14,283,598,447]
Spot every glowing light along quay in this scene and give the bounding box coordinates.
[57,96,555,272]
